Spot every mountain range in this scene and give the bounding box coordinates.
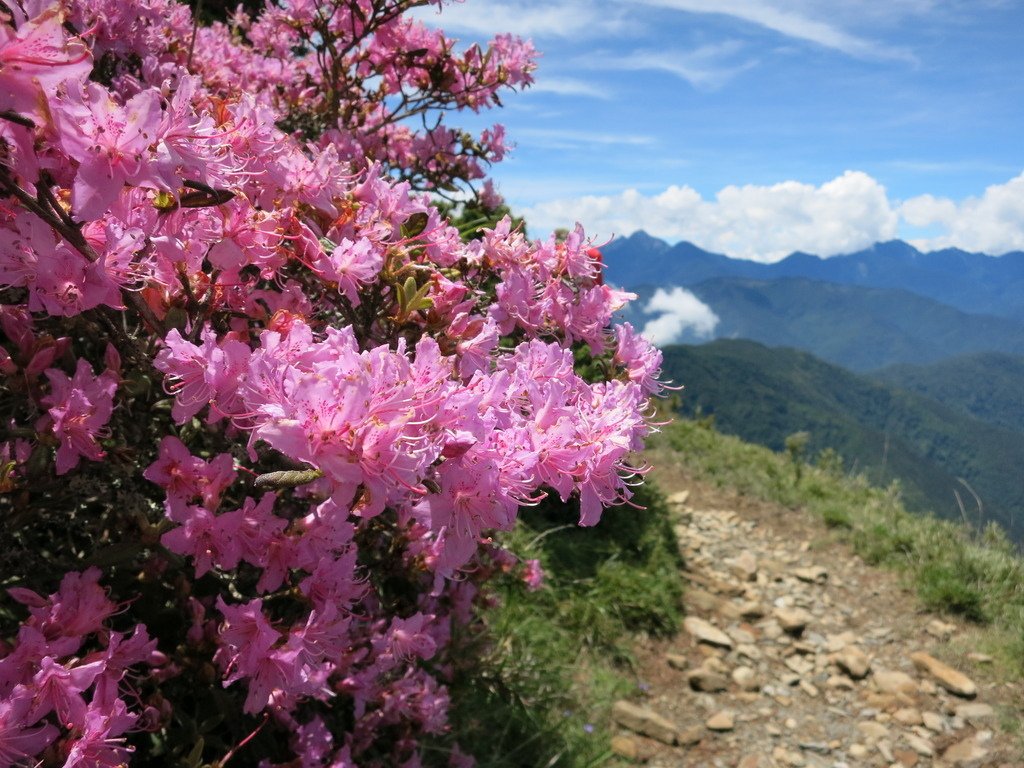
[603,232,1024,544]
[603,232,1024,320]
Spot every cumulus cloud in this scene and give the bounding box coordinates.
[521,171,900,262]
[900,173,1024,254]
[641,287,720,346]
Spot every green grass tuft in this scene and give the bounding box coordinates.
[917,561,987,622]
[447,482,684,767]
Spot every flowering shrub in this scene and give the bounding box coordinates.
[0,1,664,765]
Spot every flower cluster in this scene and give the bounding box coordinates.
[0,1,664,766]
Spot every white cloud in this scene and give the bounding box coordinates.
[527,76,613,99]
[641,287,720,346]
[587,44,758,89]
[901,173,1024,253]
[411,2,632,39]
[631,0,915,62]
[515,127,655,150]
[520,171,900,262]
[899,194,959,228]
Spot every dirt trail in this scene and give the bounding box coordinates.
[612,475,1023,768]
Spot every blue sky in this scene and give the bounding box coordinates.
[416,0,1024,262]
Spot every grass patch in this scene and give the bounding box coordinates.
[447,482,684,767]
[819,501,854,530]
[917,561,987,622]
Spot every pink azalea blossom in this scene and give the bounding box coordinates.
[0,7,91,117]
[40,359,118,474]
[62,698,137,768]
[0,691,59,768]
[53,82,166,220]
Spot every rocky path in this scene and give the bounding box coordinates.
[610,480,1022,767]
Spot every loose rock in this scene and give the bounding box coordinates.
[942,734,990,764]
[610,735,647,762]
[909,652,977,698]
[954,702,994,723]
[728,551,759,581]
[665,652,688,671]
[792,565,828,584]
[667,489,690,506]
[834,645,871,680]
[687,665,729,693]
[684,616,734,649]
[774,606,812,636]
[873,669,917,695]
[611,701,680,745]
[732,665,761,692]
[706,710,735,731]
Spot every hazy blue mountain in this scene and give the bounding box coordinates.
[625,277,1024,371]
[659,340,1024,542]
[873,352,1024,434]
[602,232,1024,319]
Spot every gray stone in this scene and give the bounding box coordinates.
[684,616,734,649]
[792,565,828,584]
[954,702,994,723]
[910,652,977,698]
[774,606,812,635]
[611,700,680,745]
[706,710,735,731]
[834,645,871,679]
[687,665,729,692]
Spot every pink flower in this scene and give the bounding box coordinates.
[160,503,242,577]
[522,559,544,591]
[62,698,137,768]
[614,323,665,395]
[154,326,251,424]
[312,237,384,306]
[215,597,280,680]
[144,436,236,520]
[27,656,105,729]
[53,82,166,220]
[373,613,437,668]
[40,359,118,474]
[0,8,91,117]
[0,691,59,768]
[7,567,117,642]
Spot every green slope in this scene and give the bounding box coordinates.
[873,352,1024,434]
[661,339,1024,542]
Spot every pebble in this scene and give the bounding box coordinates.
[834,645,871,680]
[706,710,735,731]
[611,700,680,745]
[684,616,734,649]
[774,607,812,636]
[909,652,977,698]
[687,665,729,693]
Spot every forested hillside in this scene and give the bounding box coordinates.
[660,340,1024,541]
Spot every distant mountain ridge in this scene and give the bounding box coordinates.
[603,232,1024,320]
[617,277,1024,372]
